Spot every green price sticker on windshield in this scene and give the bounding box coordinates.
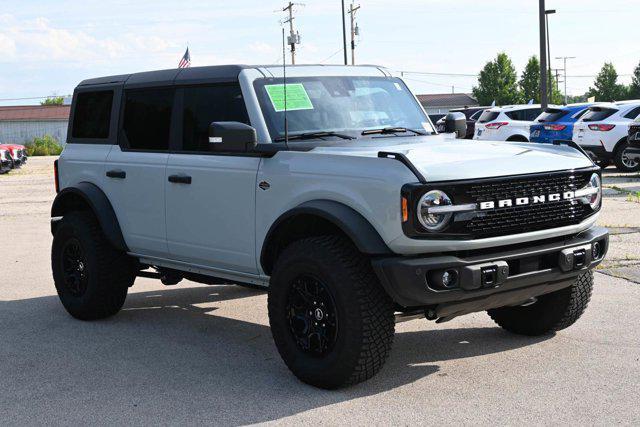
[265,83,314,112]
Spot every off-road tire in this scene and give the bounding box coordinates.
[52,211,135,320]
[613,140,640,172]
[268,235,395,389]
[487,271,593,336]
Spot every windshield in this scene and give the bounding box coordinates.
[254,76,433,141]
[470,109,484,120]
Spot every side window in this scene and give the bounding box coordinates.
[505,111,522,121]
[122,88,174,151]
[505,111,516,120]
[623,106,640,120]
[71,90,114,139]
[181,84,249,152]
[526,108,542,121]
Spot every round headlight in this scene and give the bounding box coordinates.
[582,173,601,209]
[417,190,453,231]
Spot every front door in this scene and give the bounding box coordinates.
[165,84,260,274]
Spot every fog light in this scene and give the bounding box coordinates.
[592,241,602,260]
[442,269,458,288]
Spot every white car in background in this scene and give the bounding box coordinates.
[473,104,543,142]
[573,100,640,172]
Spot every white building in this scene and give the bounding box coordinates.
[0,105,70,144]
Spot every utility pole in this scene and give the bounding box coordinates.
[539,0,548,108]
[348,2,361,65]
[341,0,348,65]
[282,2,302,64]
[556,56,576,105]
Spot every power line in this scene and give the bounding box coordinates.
[0,95,71,102]
[319,48,345,64]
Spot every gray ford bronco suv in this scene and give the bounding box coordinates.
[51,65,608,389]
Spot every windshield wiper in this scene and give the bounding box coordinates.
[274,131,355,142]
[361,127,426,136]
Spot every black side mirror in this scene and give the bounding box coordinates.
[209,122,257,153]
[444,112,467,139]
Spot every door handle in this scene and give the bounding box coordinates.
[106,170,126,179]
[168,174,192,184]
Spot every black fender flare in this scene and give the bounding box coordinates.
[51,182,128,252]
[260,200,392,274]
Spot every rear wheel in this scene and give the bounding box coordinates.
[52,211,135,320]
[613,140,640,172]
[488,271,593,336]
[268,235,395,389]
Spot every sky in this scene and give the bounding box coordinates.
[0,0,638,105]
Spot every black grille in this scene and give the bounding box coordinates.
[463,171,594,238]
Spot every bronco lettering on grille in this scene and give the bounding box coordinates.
[479,191,577,210]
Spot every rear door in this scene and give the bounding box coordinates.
[165,83,261,274]
[102,87,175,258]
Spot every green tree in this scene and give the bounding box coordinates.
[629,61,640,99]
[519,56,540,103]
[40,96,64,106]
[587,63,627,102]
[519,56,564,104]
[473,52,520,106]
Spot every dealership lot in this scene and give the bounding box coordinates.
[1,157,639,425]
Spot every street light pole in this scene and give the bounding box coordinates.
[539,0,548,108]
[341,0,348,65]
[545,9,556,102]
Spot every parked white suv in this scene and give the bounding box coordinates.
[474,104,544,142]
[573,100,640,172]
[50,65,608,389]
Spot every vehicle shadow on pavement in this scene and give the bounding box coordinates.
[0,284,551,425]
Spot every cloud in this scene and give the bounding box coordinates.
[0,14,176,65]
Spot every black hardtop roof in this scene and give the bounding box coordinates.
[77,64,250,88]
[77,64,381,89]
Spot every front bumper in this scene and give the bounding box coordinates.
[372,227,608,315]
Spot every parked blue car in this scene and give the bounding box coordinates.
[530,103,592,144]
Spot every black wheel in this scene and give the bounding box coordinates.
[268,235,395,389]
[488,271,593,336]
[52,211,135,320]
[613,140,640,172]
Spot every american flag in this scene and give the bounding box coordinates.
[178,48,191,68]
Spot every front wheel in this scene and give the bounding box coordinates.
[268,236,395,389]
[613,141,640,172]
[52,212,135,320]
[488,271,593,336]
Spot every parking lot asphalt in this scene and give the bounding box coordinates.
[1,157,639,425]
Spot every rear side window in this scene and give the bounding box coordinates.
[71,91,113,139]
[122,88,174,151]
[181,84,249,152]
[536,109,566,123]
[581,108,616,122]
[507,108,541,121]
[478,111,499,123]
[623,106,640,120]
